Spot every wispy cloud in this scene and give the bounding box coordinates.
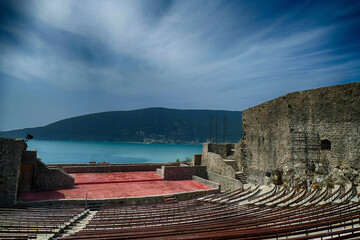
[0,0,360,130]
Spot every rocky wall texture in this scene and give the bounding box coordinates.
[160,165,207,180]
[202,146,236,178]
[238,82,360,186]
[201,143,242,190]
[191,165,208,179]
[33,160,74,191]
[19,150,37,192]
[207,143,235,158]
[192,175,220,190]
[193,154,202,166]
[161,166,193,180]
[208,172,242,191]
[0,138,26,206]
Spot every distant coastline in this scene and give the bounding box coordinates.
[28,139,202,146]
[27,140,203,164]
[0,107,242,144]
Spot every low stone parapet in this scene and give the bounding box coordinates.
[16,187,219,207]
[208,172,242,191]
[193,175,220,190]
[34,160,74,191]
[53,163,179,173]
[160,165,207,180]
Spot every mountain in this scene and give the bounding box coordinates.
[0,108,242,144]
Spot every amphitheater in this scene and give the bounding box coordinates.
[0,82,359,239]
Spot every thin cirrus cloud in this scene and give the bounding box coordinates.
[0,0,359,130]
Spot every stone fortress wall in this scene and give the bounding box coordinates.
[200,82,360,189]
[237,82,360,186]
[0,138,75,206]
[0,139,25,206]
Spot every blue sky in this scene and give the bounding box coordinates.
[0,0,359,131]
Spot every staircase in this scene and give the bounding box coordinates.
[227,148,236,157]
[236,171,247,184]
[164,195,178,204]
[223,159,238,171]
[59,210,97,238]
[223,156,248,184]
[86,200,105,210]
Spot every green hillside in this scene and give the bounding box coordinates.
[0,108,242,144]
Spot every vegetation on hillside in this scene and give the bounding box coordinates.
[0,108,242,144]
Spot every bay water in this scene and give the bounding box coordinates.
[27,140,203,164]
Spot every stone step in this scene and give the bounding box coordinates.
[86,201,106,210]
[223,159,239,172]
[225,151,235,158]
[223,159,236,163]
[60,210,97,237]
[235,171,247,184]
[164,195,178,204]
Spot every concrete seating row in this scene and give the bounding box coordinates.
[60,184,360,239]
[62,202,360,239]
[0,206,87,239]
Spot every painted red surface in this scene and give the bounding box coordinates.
[19,171,212,201]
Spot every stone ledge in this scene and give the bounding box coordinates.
[192,175,220,190]
[16,188,219,207]
[208,172,243,191]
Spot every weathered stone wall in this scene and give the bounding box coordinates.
[193,154,202,166]
[161,166,193,180]
[207,143,235,158]
[19,150,37,192]
[54,163,179,173]
[33,160,74,191]
[191,165,208,179]
[0,138,26,206]
[238,82,360,185]
[201,143,242,190]
[208,172,242,191]
[18,187,220,206]
[160,165,207,180]
[202,144,236,178]
[236,92,291,184]
[192,175,220,190]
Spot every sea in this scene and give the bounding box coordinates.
[27,140,203,164]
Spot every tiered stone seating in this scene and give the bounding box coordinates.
[334,183,356,203]
[246,185,277,204]
[253,186,287,206]
[303,184,329,206]
[0,206,87,239]
[59,184,360,239]
[320,184,343,204]
[288,188,319,206]
[196,186,251,203]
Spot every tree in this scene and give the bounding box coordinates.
[25,134,34,142]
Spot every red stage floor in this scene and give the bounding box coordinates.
[19,171,212,201]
